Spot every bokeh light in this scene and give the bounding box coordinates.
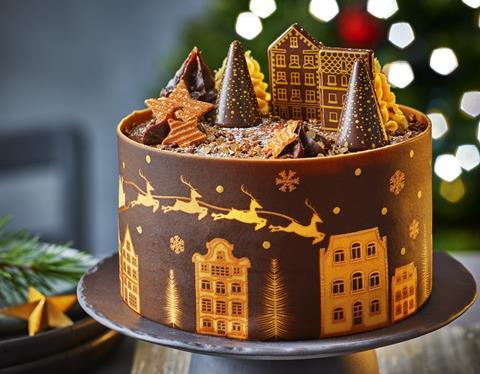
[439,178,466,203]
[388,22,415,49]
[456,144,480,171]
[385,61,414,88]
[367,0,398,19]
[460,91,480,117]
[428,112,448,139]
[309,0,339,22]
[434,154,462,182]
[477,121,480,143]
[429,48,458,76]
[462,0,480,9]
[235,12,263,40]
[249,0,276,19]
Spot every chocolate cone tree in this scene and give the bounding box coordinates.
[337,59,389,152]
[215,40,261,128]
[161,47,216,103]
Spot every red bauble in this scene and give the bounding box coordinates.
[337,5,383,48]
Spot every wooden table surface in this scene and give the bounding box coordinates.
[91,253,480,374]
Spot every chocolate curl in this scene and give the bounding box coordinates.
[336,59,389,152]
[161,47,217,104]
[215,40,261,128]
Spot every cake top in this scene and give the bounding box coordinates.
[123,23,427,159]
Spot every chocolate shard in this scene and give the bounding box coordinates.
[215,40,261,128]
[337,59,390,152]
[161,47,217,104]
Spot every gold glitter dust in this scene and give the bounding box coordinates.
[145,155,151,164]
[381,207,388,215]
[262,241,271,250]
[332,207,341,215]
[122,161,125,169]
[417,190,422,199]
[216,185,224,193]
[355,168,362,176]
[409,150,414,158]
[136,226,143,234]
[401,247,406,255]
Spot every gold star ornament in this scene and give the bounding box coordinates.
[1,287,77,336]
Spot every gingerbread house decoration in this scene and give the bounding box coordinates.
[319,228,389,337]
[119,225,140,313]
[268,23,374,130]
[192,238,251,340]
[391,262,417,322]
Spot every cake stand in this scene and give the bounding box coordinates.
[78,252,476,374]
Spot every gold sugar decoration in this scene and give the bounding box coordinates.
[373,58,408,133]
[215,50,271,114]
[263,120,300,158]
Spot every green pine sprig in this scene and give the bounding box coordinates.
[0,215,96,306]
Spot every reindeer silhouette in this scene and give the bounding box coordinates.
[211,185,267,231]
[269,199,325,245]
[161,176,208,220]
[130,170,160,213]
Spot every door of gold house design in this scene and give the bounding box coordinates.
[192,238,251,340]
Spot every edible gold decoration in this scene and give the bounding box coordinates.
[162,176,209,220]
[130,170,160,213]
[165,269,182,327]
[1,287,76,336]
[391,262,417,322]
[373,58,408,133]
[119,225,141,313]
[264,120,300,158]
[389,170,406,196]
[275,169,300,192]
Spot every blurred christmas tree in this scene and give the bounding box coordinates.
[157,0,480,251]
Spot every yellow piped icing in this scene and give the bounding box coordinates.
[373,58,408,133]
[215,51,271,114]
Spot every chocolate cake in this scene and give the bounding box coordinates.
[117,24,432,341]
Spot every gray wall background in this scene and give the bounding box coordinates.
[0,0,208,255]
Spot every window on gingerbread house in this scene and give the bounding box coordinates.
[290,36,298,48]
[216,300,227,315]
[278,105,289,118]
[367,242,377,257]
[291,89,301,102]
[216,251,225,260]
[328,93,337,104]
[232,302,243,316]
[306,107,317,119]
[327,75,337,86]
[370,299,380,314]
[332,280,345,295]
[217,320,226,334]
[276,54,286,67]
[202,319,212,328]
[333,249,345,263]
[231,283,241,293]
[277,88,287,101]
[216,281,226,294]
[409,299,414,309]
[352,272,363,291]
[232,322,241,332]
[291,106,302,119]
[200,263,208,272]
[329,111,339,123]
[291,72,300,85]
[353,301,363,325]
[289,54,300,68]
[395,305,402,316]
[333,307,344,322]
[395,291,401,302]
[402,287,408,298]
[341,75,348,87]
[305,90,316,103]
[403,301,408,314]
[304,54,315,67]
[351,242,361,260]
[233,267,241,275]
[276,71,287,84]
[409,286,414,296]
[369,272,380,288]
[201,298,212,313]
[201,279,211,290]
[305,72,315,85]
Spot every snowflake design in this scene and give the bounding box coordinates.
[169,235,185,254]
[389,170,405,195]
[275,170,300,193]
[409,219,420,240]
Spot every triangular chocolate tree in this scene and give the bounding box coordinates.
[337,59,389,152]
[161,47,217,104]
[215,40,261,128]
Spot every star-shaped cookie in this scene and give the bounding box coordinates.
[162,117,207,147]
[168,80,214,121]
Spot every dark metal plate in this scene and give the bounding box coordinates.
[77,252,476,360]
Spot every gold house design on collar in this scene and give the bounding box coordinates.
[268,23,374,130]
